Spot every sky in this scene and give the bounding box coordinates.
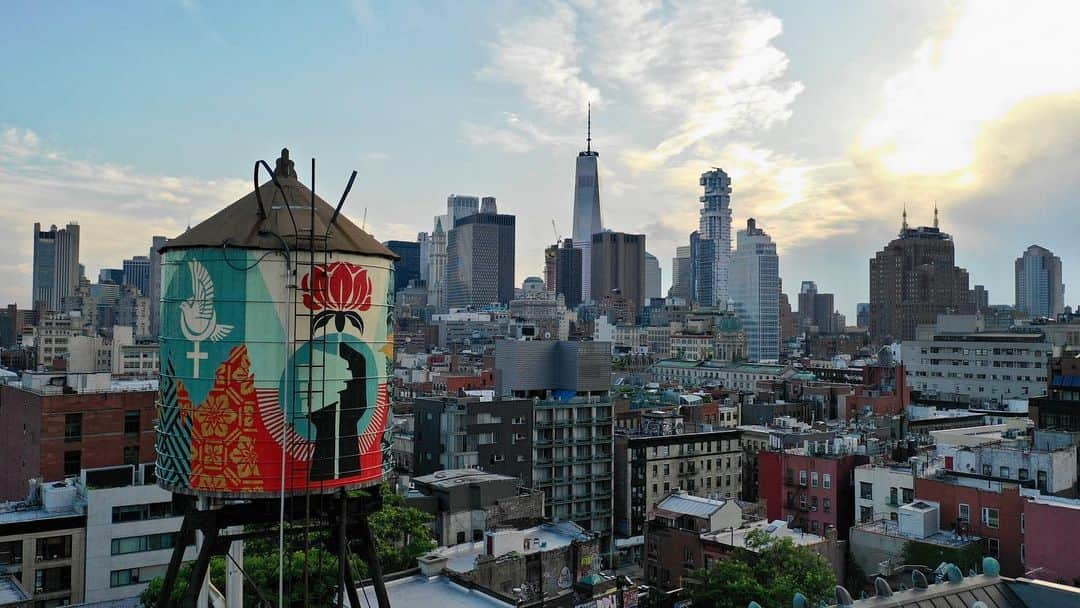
[2,0,1079,318]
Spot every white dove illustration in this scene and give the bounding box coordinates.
[179,260,232,343]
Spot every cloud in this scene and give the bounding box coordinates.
[362,152,389,161]
[477,2,601,120]
[0,127,248,307]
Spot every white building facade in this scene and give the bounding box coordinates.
[729,219,779,362]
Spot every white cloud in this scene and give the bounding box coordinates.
[477,2,601,120]
[0,127,248,307]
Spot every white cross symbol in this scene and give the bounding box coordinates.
[187,341,208,378]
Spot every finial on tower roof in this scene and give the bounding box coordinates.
[934,202,939,229]
[902,204,908,231]
[274,148,297,178]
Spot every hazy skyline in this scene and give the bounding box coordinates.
[2,0,1079,317]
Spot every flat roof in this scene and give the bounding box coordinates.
[854,519,979,548]
[704,519,825,549]
[656,493,727,518]
[0,575,29,604]
[354,575,511,608]
[414,469,517,489]
[439,523,586,574]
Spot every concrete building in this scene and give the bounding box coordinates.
[32,223,80,311]
[120,256,150,297]
[669,246,691,301]
[854,463,916,524]
[546,238,583,310]
[849,499,983,577]
[650,360,791,392]
[901,315,1052,405]
[614,429,743,536]
[643,252,661,301]
[408,470,543,547]
[729,219,779,361]
[0,479,86,606]
[32,312,78,368]
[495,341,614,541]
[81,464,194,602]
[412,395,535,485]
[932,429,1077,497]
[447,209,516,308]
[385,240,423,293]
[1015,245,1064,318]
[0,373,157,501]
[1030,350,1080,432]
[869,212,973,343]
[572,113,604,304]
[426,218,448,313]
[691,169,733,308]
[591,231,645,321]
[643,492,742,590]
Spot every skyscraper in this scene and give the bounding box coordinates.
[644,252,661,302]
[591,231,646,321]
[971,284,989,312]
[122,255,151,296]
[546,238,582,309]
[1015,245,1064,318]
[730,219,779,361]
[670,246,692,300]
[571,106,603,303]
[869,209,973,343]
[446,202,516,308]
[384,240,422,292]
[798,281,838,333]
[691,169,733,308]
[149,235,167,337]
[427,218,447,312]
[32,222,80,310]
[447,194,481,224]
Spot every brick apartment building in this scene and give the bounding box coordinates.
[644,492,743,591]
[759,444,868,539]
[0,372,156,501]
[913,472,1025,577]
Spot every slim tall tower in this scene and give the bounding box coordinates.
[1015,245,1064,318]
[730,219,779,361]
[32,222,80,310]
[572,105,603,302]
[692,169,733,307]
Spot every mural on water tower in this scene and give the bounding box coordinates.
[156,246,394,497]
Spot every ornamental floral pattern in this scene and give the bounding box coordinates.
[301,261,373,333]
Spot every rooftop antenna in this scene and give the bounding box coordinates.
[933,202,939,229]
[586,102,592,153]
[902,204,908,231]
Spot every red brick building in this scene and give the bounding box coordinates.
[444,370,496,393]
[913,473,1025,577]
[0,372,156,500]
[759,448,868,539]
[844,362,909,420]
[1021,495,1080,584]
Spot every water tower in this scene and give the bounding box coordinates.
[155,149,397,607]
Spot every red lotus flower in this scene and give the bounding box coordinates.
[301,262,372,332]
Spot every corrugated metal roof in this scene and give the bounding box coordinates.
[656,492,726,517]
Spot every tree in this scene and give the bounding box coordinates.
[140,484,435,607]
[686,529,836,608]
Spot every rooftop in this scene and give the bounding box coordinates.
[703,519,826,549]
[854,519,979,548]
[354,575,511,608]
[438,522,587,574]
[0,576,29,606]
[413,469,517,489]
[654,492,727,519]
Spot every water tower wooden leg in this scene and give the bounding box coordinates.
[160,511,195,608]
[356,510,391,608]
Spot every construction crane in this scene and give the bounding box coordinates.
[551,219,561,244]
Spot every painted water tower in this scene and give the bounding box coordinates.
[155,149,397,497]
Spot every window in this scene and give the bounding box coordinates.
[1020,543,1026,564]
[1021,513,1025,534]
[823,498,831,513]
[902,488,914,504]
[35,566,71,593]
[111,532,180,555]
[123,446,139,466]
[823,474,831,489]
[799,470,807,486]
[987,538,999,558]
[811,472,819,488]
[36,536,71,561]
[0,540,22,565]
[999,466,1011,478]
[1037,471,1048,492]
[663,464,670,475]
[110,568,141,588]
[112,501,180,523]
[959,503,970,523]
[860,482,873,500]
[982,464,992,476]
[124,410,140,436]
[860,506,873,523]
[982,507,999,529]
[64,413,82,443]
[683,547,695,566]
[63,450,80,476]
[456,531,466,544]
